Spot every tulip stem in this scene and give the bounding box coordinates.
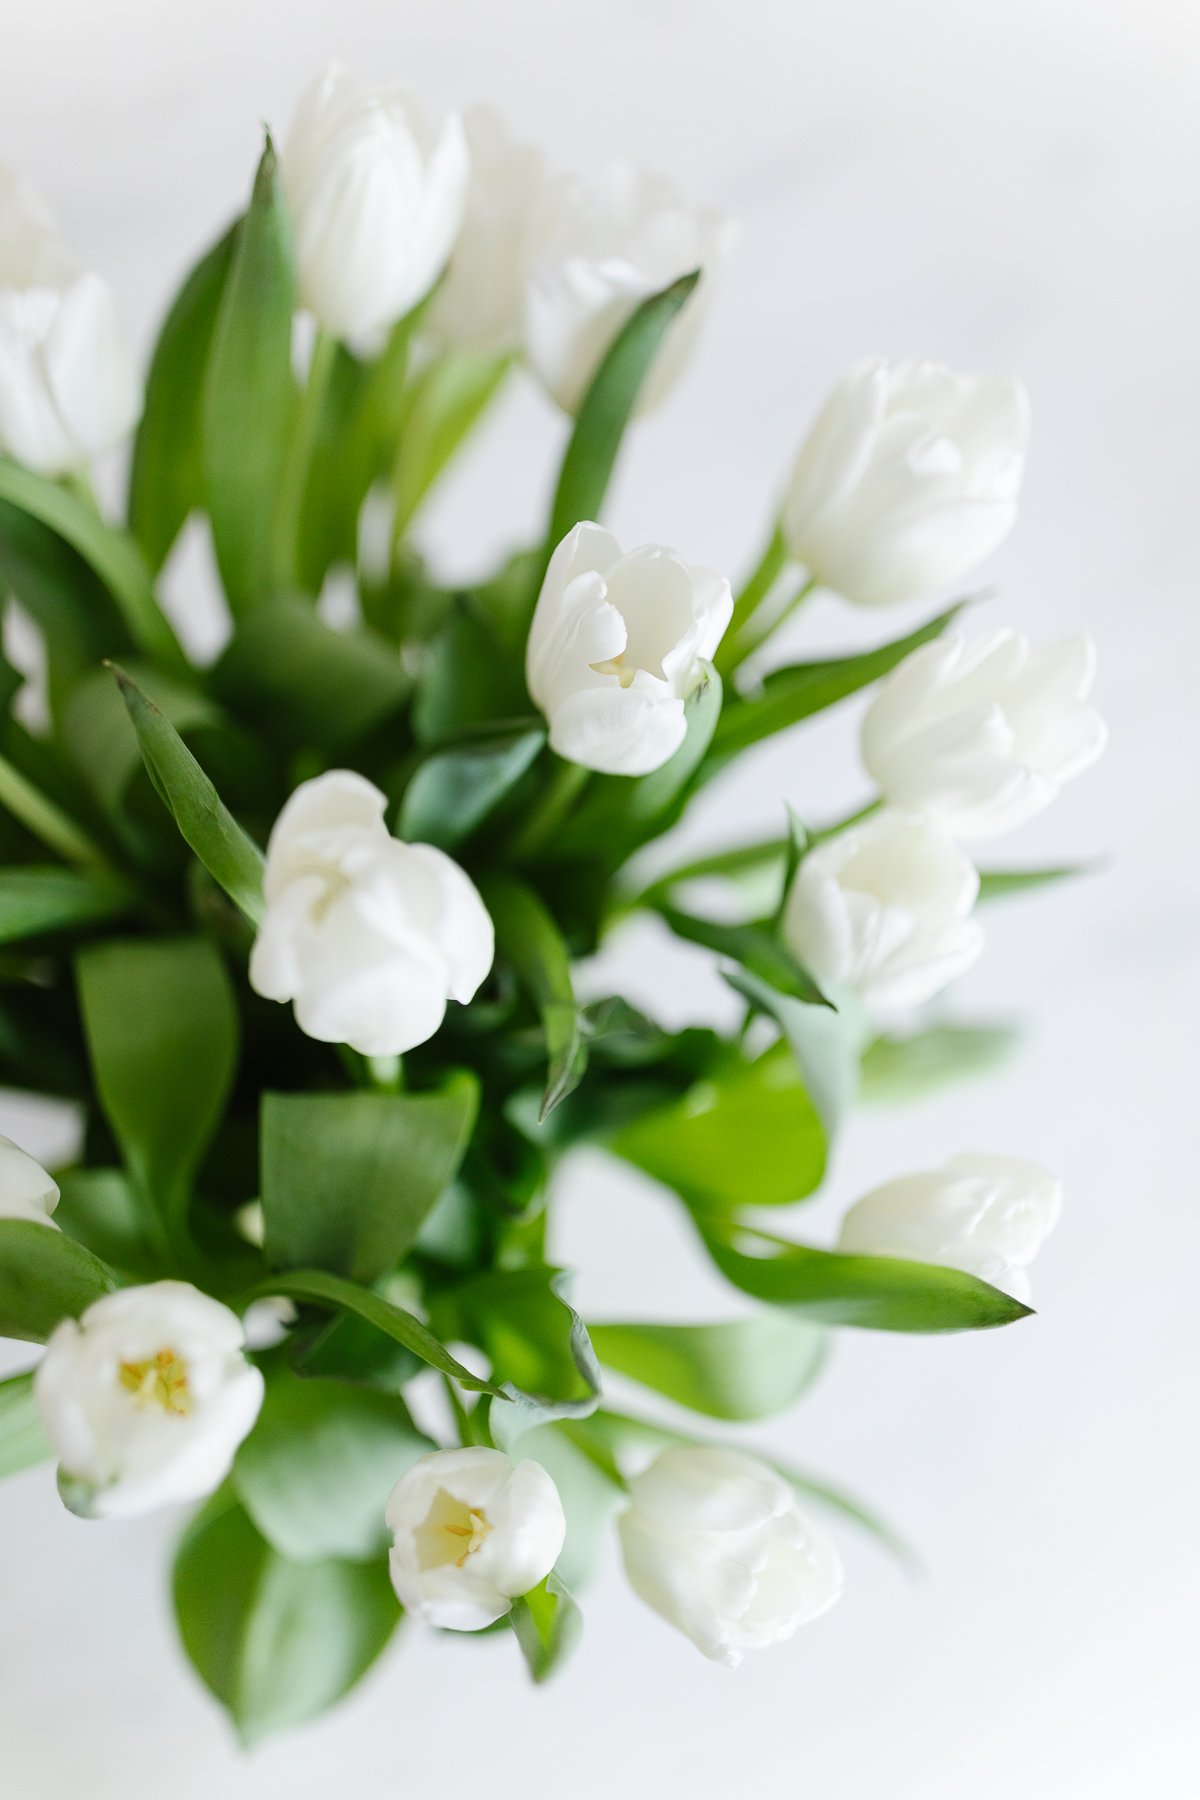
[718,572,817,677]
[714,522,788,677]
[0,754,113,872]
[273,328,338,593]
[510,758,589,861]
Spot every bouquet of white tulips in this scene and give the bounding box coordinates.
[0,64,1106,1740]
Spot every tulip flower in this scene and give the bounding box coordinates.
[526,522,732,775]
[618,1445,843,1666]
[0,167,140,476]
[838,1153,1062,1302]
[0,1134,59,1228]
[386,1447,566,1630]
[522,163,735,415]
[428,106,546,356]
[249,770,494,1057]
[781,359,1030,606]
[783,811,984,1010]
[34,1281,264,1519]
[862,629,1107,840]
[281,64,468,348]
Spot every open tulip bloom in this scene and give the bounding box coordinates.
[0,61,1105,1742]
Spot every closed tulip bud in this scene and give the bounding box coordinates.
[34,1281,264,1519]
[0,168,140,476]
[618,1446,843,1666]
[386,1447,566,1631]
[0,1134,59,1228]
[527,521,732,775]
[783,811,984,1010]
[282,64,468,348]
[862,629,1107,840]
[428,106,546,357]
[782,359,1030,606]
[523,163,735,415]
[249,771,494,1057]
[838,1153,1062,1302]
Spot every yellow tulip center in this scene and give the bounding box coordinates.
[118,1347,191,1416]
[414,1488,495,1571]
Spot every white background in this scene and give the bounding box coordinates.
[1,2,1198,1795]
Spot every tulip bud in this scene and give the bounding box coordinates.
[781,359,1030,607]
[386,1446,566,1630]
[0,1134,59,1228]
[281,64,469,348]
[34,1280,264,1519]
[249,770,494,1058]
[838,1153,1062,1302]
[861,629,1107,840]
[522,163,735,415]
[427,106,546,357]
[526,522,732,776]
[0,168,140,476]
[783,811,984,1010]
[618,1445,842,1666]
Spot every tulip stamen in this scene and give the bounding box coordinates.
[118,1347,192,1416]
[444,1507,492,1568]
[590,655,641,689]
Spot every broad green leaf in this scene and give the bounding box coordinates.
[234,1362,431,1562]
[517,1421,625,1593]
[203,138,297,612]
[589,1314,826,1421]
[112,664,265,923]
[0,867,132,945]
[411,595,530,745]
[0,748,111,872]
[483,876,586,1120]
[129,225,236,570]
[52,1167,159,1277]
[398,726,545,849]
[260,1078,478,1284]
[392,350,512,537]
[63,660,223,823]
[0,459,185,670]
[0,1219,115,1342]
[0,499,124,718]
[0,1370,51,1476]
[710,603,963,760]
[698,1219,1031,1332]
[860,1022,1021,1102]
[977,864,1096,902]
[547,272,700,549]
[726,968,863,1138]
[76,936,238,1236]
[611,1039,827,1211]
[214,597,410,748]
[509,1571,582,1684]
[660,904,830,1008]
[173,1491,399,1745]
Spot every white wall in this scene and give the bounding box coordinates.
[1,3,1197,1795]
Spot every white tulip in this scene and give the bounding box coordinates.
[618,1445,842,1666]
[526,522,732,776]
[281,64,468,348]
[250,770,494,1058]
[523,163,735,415]
[0,168,140,476]
[34,1280,263,1519]
[428,106,546,357]
[783,811,984,1010]
[838,1153,1062,1303]
[862,629,1107,840]
[386,1446,566,1630]
[781,359,1030,607]
[0,1134,59,1228]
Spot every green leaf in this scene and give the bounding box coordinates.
[698,1219,1032,1332]
[660,904,830,1007]
[392,350,512,538]
[203,137,297,612]
[483,876,586,1120]
[0,1219,115,1342]
[0,459,185,670]
[0,866,132,944]
[517,1421,625,1593]
[509,1570,582,1684]
[589,1314,826,1421]
[173,1491,399,1745]
[260,1078,479,1285]
[214,597,410,748]
[611,1039,827,1212]
[76,936,238,1236]
[234,1362,431,1562]
[52,1167,158,1277]
[0,499,124,719]
[63,660,225,835]
[398,726,545,850]
[111,664,265,924]
[0,1370,52,1475]
[860,1022,1021,1102]
[726,968,862,1139]
[711,603,964,760]
[976,864,1096,902]
[129,224,236,570]
[547,272,700,549]
[411,595,531,746]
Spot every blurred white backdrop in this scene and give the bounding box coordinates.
[1,2,1198,1796]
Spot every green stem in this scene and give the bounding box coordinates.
[273,328,337,592]
[719,573,817,677]
[714,522,787,677]
[509,758,589,861]
[0,755,112,870]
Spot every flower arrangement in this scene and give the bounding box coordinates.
[0,63,1105,1737]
